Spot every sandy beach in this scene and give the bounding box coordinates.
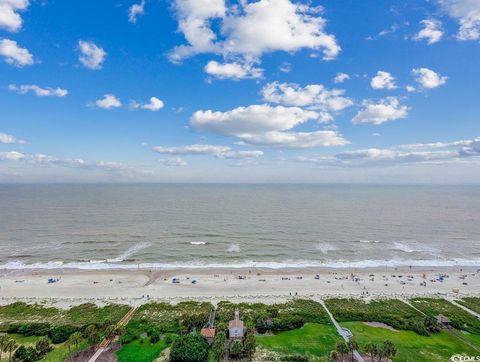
[1,266,479,308]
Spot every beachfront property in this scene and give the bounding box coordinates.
[200,308,216,346]
[228,309,245,340]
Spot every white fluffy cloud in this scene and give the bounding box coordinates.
[131,97,164,111]
[438,0,480,40]
[261,82,352,123]
[352,97,409,125]
[334,72,350,84]
[78,40,106,70]
[0,0,29,32]
[0,151,25,161]
[204,60,263,80]
[370,71,397,90]
[239,130,348,148]
[128,0,145,23]
[8,84,68,97]
[153,144,264,159]
[412,68,448,89]
[297,136,480,167]
[0,38,33,66]
[170,0,340,64]
[413,19,444,44]
[191,104,320,136]
[0,132,24,144]
[159,157,187,167]
[190,104,348,148]
[153,144,231,156]
[94,94,122,109]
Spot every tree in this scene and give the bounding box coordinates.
[212,330,226,361]
[0,335,8,361]
[66,332,82,352]
[170,334,209,362]
[335,341,348,362]
[104,325,117,340]
[83,325,100,345]
[424,316,440,334]
[5,339,18,362]
[244,327,256,359]
[347,339,358,362]
[330,350,338,361]
[381,340,397,361]
[35,336,53,356]
[12,345,38,362]
[230,339,244,358]
[364,342,378,362]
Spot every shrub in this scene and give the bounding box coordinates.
[13,345,39,362]
[280,354,309,362]
[170,334,209,362]
[47,325,78,343]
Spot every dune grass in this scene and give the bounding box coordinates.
[256,323,340,358]
[458,297,480,315]
[410,298,480,334]
[116,339,169,362]
[0,302,130,329]
[343,321,480,362]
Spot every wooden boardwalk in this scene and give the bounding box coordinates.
[88,306,137,362]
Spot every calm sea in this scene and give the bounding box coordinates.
[1,184,479,269]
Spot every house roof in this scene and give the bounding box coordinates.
[201,327,216,338]
[229,319,244,329]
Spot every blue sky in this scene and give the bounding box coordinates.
[1,0,479,183]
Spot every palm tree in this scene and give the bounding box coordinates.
[364,342,378,362]
[0,335,9,361]
[66,332,82,352]
[382,340,397,361]
[104,325,117,340]
[347,340,359,362]
[5,340,17,362]
[330,350,339,361]
[336,341,349,362]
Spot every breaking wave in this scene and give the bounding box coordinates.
[2,258,480,270]
[227,244,241,253]
[106,242,151,262]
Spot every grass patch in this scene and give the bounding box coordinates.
[127,301,212,335]
[216,299,330,331]
[116,339,169,362]
[42,340,88,362]
[410,298,480,334]
[343,321,480,362]
[458,297,480,315]
[257,323,340,359]
[4,333,41,346]
[324,298,429,335]
[0,302,130,330]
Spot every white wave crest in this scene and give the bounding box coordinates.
[316,243,337,254]
[190,241,207,245]
[227,244,241,253]
[107,242,151,262]
[2,258,480,271]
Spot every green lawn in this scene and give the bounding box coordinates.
[42,341,88,362]
[256,323,340,358]
[343,321,480,362]
[116,339,169,362]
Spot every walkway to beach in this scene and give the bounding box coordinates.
[319,300,364,362]
[88,306,137,362]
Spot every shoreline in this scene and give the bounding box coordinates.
[1,266,479,308]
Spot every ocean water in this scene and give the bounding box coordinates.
[0,184,479,270]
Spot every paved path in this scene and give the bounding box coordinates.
[88,306,137,362]
[319,300,364,362]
